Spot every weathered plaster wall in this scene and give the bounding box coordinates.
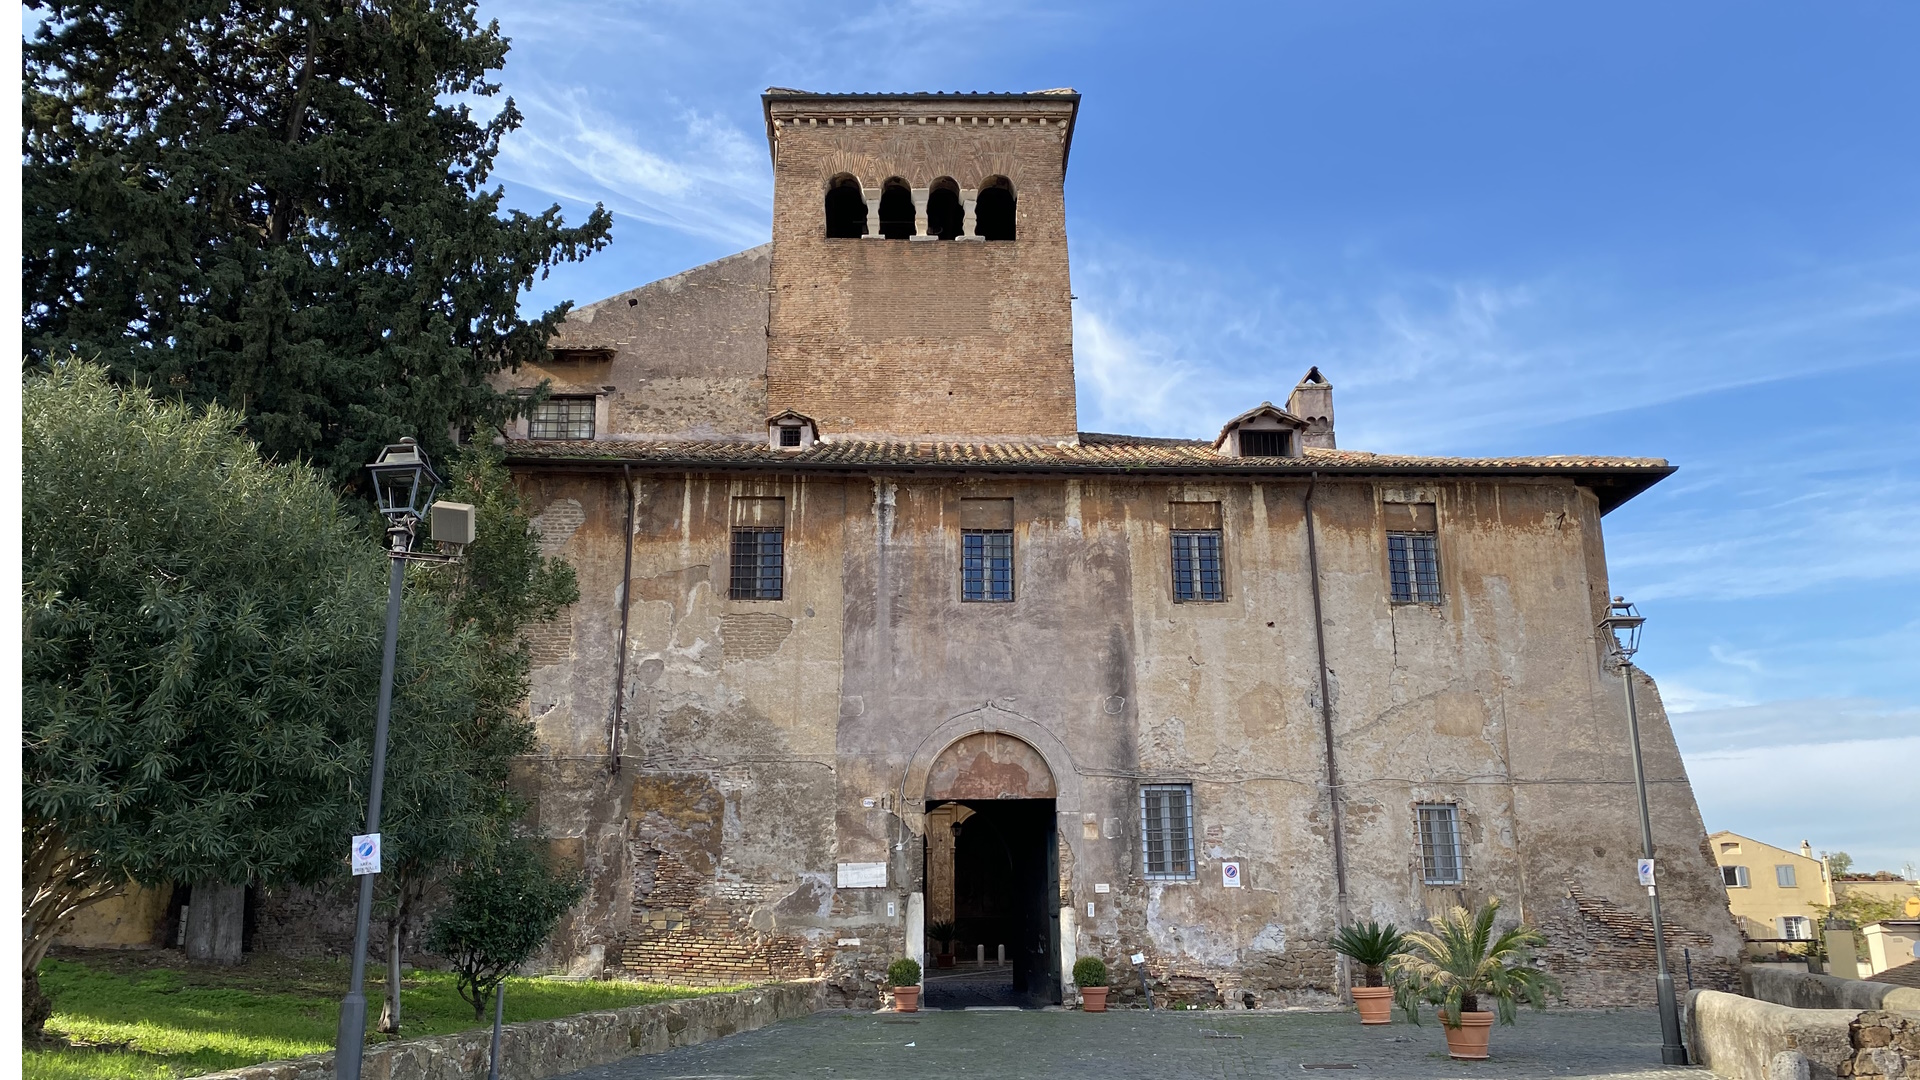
[497,246,771,441]
[512,468,1741,1007]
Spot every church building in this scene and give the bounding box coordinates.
[495,89,1742,1008]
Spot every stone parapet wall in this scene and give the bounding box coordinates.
[1686,989,1920,1080]
[1743,964,1920,1015]
[195,981,824,1080]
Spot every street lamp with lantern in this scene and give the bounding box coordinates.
[335,438,473,1080]
[1599,596,1688,1067]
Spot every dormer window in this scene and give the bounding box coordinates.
[1214,402,1309,459]
[767,409,818,451]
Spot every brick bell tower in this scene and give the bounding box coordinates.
[761,89,1081,441]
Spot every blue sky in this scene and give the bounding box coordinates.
[476,0,1919,873]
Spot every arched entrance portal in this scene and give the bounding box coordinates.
[921,732,1061,1008]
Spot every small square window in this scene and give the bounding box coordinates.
[1172,531,1224,602]
[1140,785,1195,879]
[962,530,1014,602]
[1722,865,1750,888]
[1239,430,1291,457]
[529,396,595,440]
[1417,803,1463,885]
[1775,865,1798,889]
[1388,532,1441,604]
[729,529,783,600]
[1779,916,1812,940]
[779,425,802,447]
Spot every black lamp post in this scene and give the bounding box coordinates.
[335,438,453,1080]
[1599,596,1688,1066]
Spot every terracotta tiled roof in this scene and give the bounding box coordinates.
[502,433,1675,513]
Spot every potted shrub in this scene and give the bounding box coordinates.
[1388,898,1559,1060]
[1072,956,1110,1012]
[1330,920,1405,1024]
[927,920,957,968]
[887,957,922,1012]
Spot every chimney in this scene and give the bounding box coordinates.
[1801,841,1814,859]
[1286,367,1335,449]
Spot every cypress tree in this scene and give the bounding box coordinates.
[24,0,613,486]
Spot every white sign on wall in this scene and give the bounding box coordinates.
[351,833,382,876]
[1637,859,1657,888]
[837,862,887,888]
[1222,861,1242,888]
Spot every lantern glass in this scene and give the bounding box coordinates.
[1600,596,1645,663]
[368,439,442,520]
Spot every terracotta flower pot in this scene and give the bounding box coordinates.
[1080,986,1109,1012]
[892,985,920,1012]
[1350,985,1394,1024]
[1441,1011,1495,1059]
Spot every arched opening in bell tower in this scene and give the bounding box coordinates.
[926,177,964,240]
[974,176,1016,241]
[878,177,916,240]
[824,174,867,238]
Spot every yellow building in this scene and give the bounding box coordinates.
[1707,831,1828,941]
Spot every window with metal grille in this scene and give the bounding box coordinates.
[1141,785,1195,879]
[1722,865,1750,888]
[529,397,595,440]
[962,530,1013,602]
[1778,916,1812,940]
[1417,803,1464,885]
[729,529,783,600]
[779,425,802,447]
[1775,865,1798,888]
[1172,531,1224,602]
[1388,532,1441,604]
[1238,430,1290,457]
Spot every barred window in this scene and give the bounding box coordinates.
[1417,803,1463,885]
[1141,785,1196,879]
[1779,916,1812,940]
[1388,532,1441,604]
[1172,531,1224,602]
[729,529,783,600]
[1239,430,1290,457]
[779,425,802,447]
[529,397,595,440]
[962,530,1014,602]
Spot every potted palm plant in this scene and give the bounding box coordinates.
[1388,898,1559,1060]
[887,957,922,1012]
[1072,956,1110,1012]
[927,920,957,968]
[1330,920,1405,1024]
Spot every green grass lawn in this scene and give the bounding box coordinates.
[28,949,741,1080]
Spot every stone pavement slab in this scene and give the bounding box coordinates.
[555,1006,1704,1080]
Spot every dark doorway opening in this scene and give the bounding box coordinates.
[923,798,1059,1009]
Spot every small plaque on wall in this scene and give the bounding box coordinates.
[836,862,888,888]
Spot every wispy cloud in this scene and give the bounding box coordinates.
[495,85,772,248]
[1684,733,1920,875]
[1068,239,1920,454]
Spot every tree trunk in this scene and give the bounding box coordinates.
[22,819,122,1039]
[183,881,245,964]
[24,969,53,1042]
[377,917,402,1034]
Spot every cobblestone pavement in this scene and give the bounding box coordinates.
[557,1007,1703,1080]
